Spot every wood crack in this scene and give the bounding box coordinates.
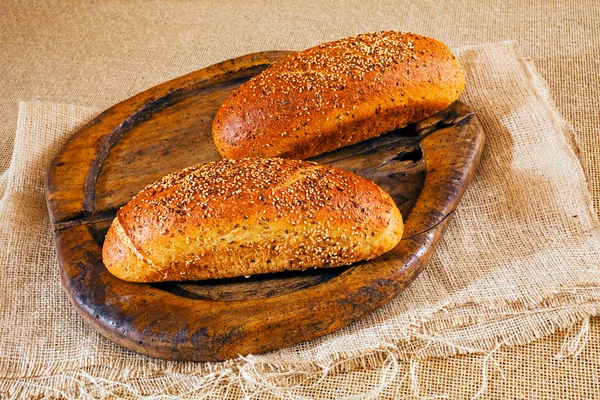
[52,209,118,231]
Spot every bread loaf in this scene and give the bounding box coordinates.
[102,158,403,282]
[212,31,465,160]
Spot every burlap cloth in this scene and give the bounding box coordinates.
[2,2,600,398]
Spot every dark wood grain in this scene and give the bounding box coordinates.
[45,51,484,362]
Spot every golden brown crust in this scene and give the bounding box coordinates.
[212,31,465,160]
[102,158,403,282]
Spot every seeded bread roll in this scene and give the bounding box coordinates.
[212,31,465,160]
[102,158,403,282]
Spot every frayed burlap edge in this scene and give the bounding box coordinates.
[1,310,595,399]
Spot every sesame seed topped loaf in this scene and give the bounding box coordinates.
[212,31,465,160]
[102,158,404,282]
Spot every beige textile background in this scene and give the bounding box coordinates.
[1,0,600,398]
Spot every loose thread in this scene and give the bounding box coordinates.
[555,317,590,360]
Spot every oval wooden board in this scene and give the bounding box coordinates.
[45,51,484,362]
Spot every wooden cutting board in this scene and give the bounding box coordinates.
[45,51,484,362]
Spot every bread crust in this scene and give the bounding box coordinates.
[212,31,465,159]
[102,158,403,282]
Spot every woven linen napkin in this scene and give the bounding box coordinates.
[1,41,599,399]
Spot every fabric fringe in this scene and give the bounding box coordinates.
[1,303,598,399]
